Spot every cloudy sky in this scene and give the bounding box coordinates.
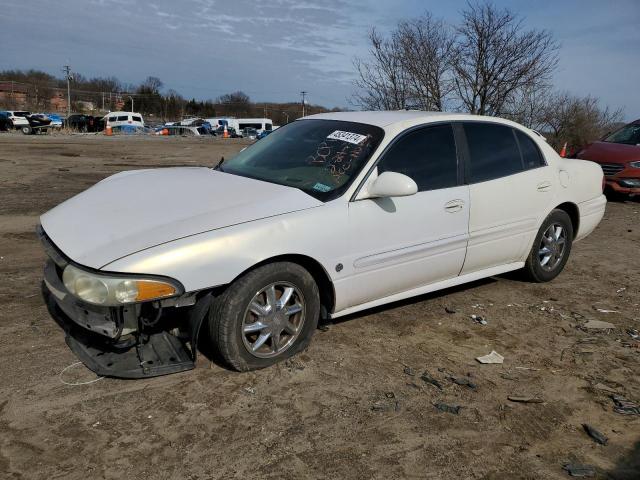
[1,0,638,118]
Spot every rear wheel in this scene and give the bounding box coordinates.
[522,209,573,282]
[21,126,32,135]
[207,262,320,371]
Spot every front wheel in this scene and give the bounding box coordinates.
[207,262,320,371]
[522,209,574,282]
[21,126,32,135]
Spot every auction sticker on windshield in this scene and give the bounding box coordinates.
[327,130,368,145]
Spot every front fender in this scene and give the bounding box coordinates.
[102,202,349,303]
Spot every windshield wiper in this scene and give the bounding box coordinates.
[213,156,225,171]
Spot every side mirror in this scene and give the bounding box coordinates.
[367,171,418,198]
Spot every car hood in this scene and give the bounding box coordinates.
[577,141,640,164]
[40,167,322,269]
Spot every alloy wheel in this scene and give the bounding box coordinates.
[538,223,567,271]
[241,282,305,358]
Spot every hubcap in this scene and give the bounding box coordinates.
[241,282,305,358]
[538,222,566,271]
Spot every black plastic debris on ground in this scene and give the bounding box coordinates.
[434,402,461,414]
[582,424,608,445]
[562,463,595,477]
[444,306,456,314]
[403,366,416,376]
[448,375,477,390]
[421,371,443,390]
[611,394,640,415]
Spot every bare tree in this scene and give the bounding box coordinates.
[396,14,456,111]
[352,28,409,110]
[452,1,558,116]
[537,92,623,150]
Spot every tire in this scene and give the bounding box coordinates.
[21,126,32,135]
[207,262,320,371]
[523,209,574,282]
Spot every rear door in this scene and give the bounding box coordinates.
[460,122,555,274]
[345,123,469,307]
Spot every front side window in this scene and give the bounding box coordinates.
[465,123,523,183]
[222,119,384,201]
[117,115,128,121]
[132,116,142,122]
[378,124,458,192]
[265,123,272,131]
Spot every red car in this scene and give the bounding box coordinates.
[575,119,640,197]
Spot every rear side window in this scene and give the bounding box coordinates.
[108,116,117,122]
[464,123,522,183]
[132,116,142,122]
[378,124,458,192]
[515,130,545,169]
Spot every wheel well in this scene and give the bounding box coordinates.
[555,202,580,237]
[239,254,336,317]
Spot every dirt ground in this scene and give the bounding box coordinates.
[0,133,638,480]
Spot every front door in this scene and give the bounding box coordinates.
[345,123,470,308]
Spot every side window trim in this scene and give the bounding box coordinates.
[511,128,526,171]
[350,121,463,201]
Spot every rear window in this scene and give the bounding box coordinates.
[515,130,545,169]
[132,116,142,122]
[117,115,128,121]
[464,122,523,183]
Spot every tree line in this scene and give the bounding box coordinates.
[352,1,623,149]
[0,70,330,126]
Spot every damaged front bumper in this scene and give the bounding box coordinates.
[39,231,212,379]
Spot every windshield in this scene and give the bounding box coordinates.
[221,119,384,201]
[603,123,640,145]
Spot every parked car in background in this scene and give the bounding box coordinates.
[20,114,52,135]
[65,114,104,132]
[39,111,606,378]
[35,113,63,128]
[214,125,239,137]
[0,112,11,131]
[257,129,273,140]
[574,119,640,197]
[104,111,144,129]
[155,125,210,136]
[2,110,30,129]
[241,127,258,139]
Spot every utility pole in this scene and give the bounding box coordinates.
[300,91,307,118]
[128,96,134,112]
[63,65,72,118]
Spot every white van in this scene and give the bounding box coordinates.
[104,112,145,129]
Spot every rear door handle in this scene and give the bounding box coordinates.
[537,181,552,192]
[444,199,465,213]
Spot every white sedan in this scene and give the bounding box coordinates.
[39,111,606,377]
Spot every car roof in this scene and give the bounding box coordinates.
[302,110,520,129]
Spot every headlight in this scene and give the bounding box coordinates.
[62,264,180,306]
[629,161,640,168]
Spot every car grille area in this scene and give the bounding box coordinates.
[600,163,625,176]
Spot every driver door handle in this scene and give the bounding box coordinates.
[444,199,465,213]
